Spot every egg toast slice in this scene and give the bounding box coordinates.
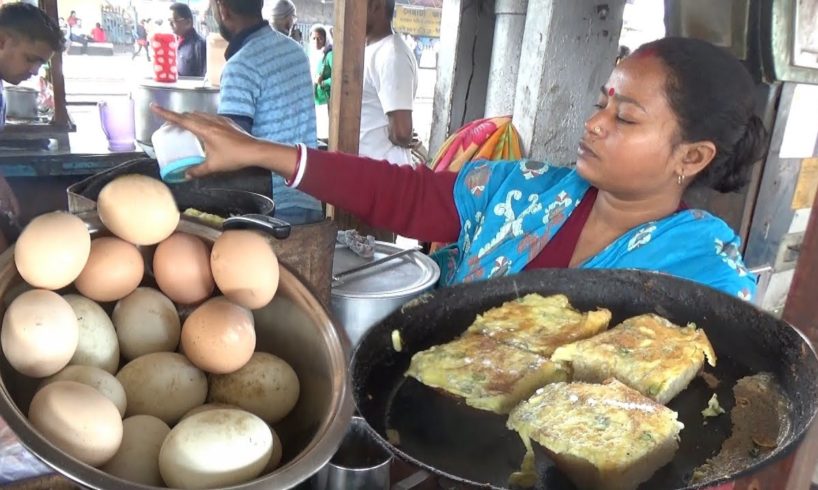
[465,294,612,357]
[507,379,683,490]
[406,334,569,414]
[551,313,716,404]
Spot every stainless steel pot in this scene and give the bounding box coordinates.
[0,213,353,490]
[330,242,440,347]
[132,77,220,146]
[2,86,38,120]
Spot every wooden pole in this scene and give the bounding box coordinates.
[40,0,72,131]
[781,172,818,490]
[325,0,394,241]
[326,0,366,230]
[783,187,818,341]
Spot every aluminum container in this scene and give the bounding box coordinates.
[132,77,219,146]
[0,213,353,490]
[330,242,440,347]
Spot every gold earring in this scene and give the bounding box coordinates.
[677,172,685,185]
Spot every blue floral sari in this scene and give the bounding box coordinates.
[431,160,756,301]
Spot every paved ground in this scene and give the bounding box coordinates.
[62,50,437,149]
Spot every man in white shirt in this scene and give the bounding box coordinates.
[360,0,418,166]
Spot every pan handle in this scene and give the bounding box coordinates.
[222,214,291,239]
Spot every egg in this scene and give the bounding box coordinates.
[41,365,127,417]
[181,297,255,374]
[63,294,120,374]
[97,174,180,245]
[1,290,79,377]
[113,287,181,360]
[28,380,123,467]
[180,403,239,421]
[75,237,144,303]
[154,232,215,305]
[117,352,207,425]
[208,352,299,424]
[14,212,90,290]
[211,230,280,310]
[265,428,284,473]
[100,415,170,486]
[159,409,272,489]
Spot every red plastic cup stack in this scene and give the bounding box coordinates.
[151,33,178,83]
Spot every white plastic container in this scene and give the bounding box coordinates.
[150,123,205,184]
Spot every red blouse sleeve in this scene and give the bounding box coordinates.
[297,149,461,243]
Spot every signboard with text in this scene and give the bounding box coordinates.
[393,6,441,38]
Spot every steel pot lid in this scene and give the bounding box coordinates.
[331,242,439,299]
[136,76,220,92]
[4,86,38,94]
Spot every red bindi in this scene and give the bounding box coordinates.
[608,87,615,96]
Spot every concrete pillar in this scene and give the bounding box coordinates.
[484,0,528,118]
[429,0,496,156]
[512,0,626,163]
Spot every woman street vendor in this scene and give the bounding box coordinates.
[152,37,766,300]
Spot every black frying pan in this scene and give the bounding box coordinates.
[350,269,818,489]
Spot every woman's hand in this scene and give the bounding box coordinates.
[150,105,268,179]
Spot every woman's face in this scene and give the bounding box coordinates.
[312,32,325,50]
[577,55,684,198]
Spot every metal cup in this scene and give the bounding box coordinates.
[311,416,392,490]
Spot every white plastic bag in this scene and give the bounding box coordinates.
[0,416,53,484]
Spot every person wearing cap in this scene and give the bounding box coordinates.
[272,0,296,37]
[170,3,206,77]
[212,0,321,225]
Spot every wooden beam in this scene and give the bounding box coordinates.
[325,0,395,240]
[39,0,72,131]
[784,187,818,341]
[325,0,366,231]
[327,0,366,156]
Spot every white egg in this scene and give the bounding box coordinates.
[208,352,299,424]
[113,288,180,361]
[116,352,207,425]
[159,409,272,489]
[63,294,120,374]
[41,365,127,417]
[101,415,170,486]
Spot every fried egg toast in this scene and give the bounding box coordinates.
[551,313,717,404]
[507,379,684,490]
[406,334,569,414]
[465,294,612,356]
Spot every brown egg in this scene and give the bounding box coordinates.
[154,233,215,305]
[75,237,144,302]
[97,174,179,246]
[1,289,79,377]
[181,297,255,374]
[29,380,123,467]
[14,212,90,290]
[210,230,279,310]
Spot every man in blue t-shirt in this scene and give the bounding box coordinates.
[0,3,64,250]
[212,0,321,225]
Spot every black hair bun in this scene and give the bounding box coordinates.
[698,115,768,193]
